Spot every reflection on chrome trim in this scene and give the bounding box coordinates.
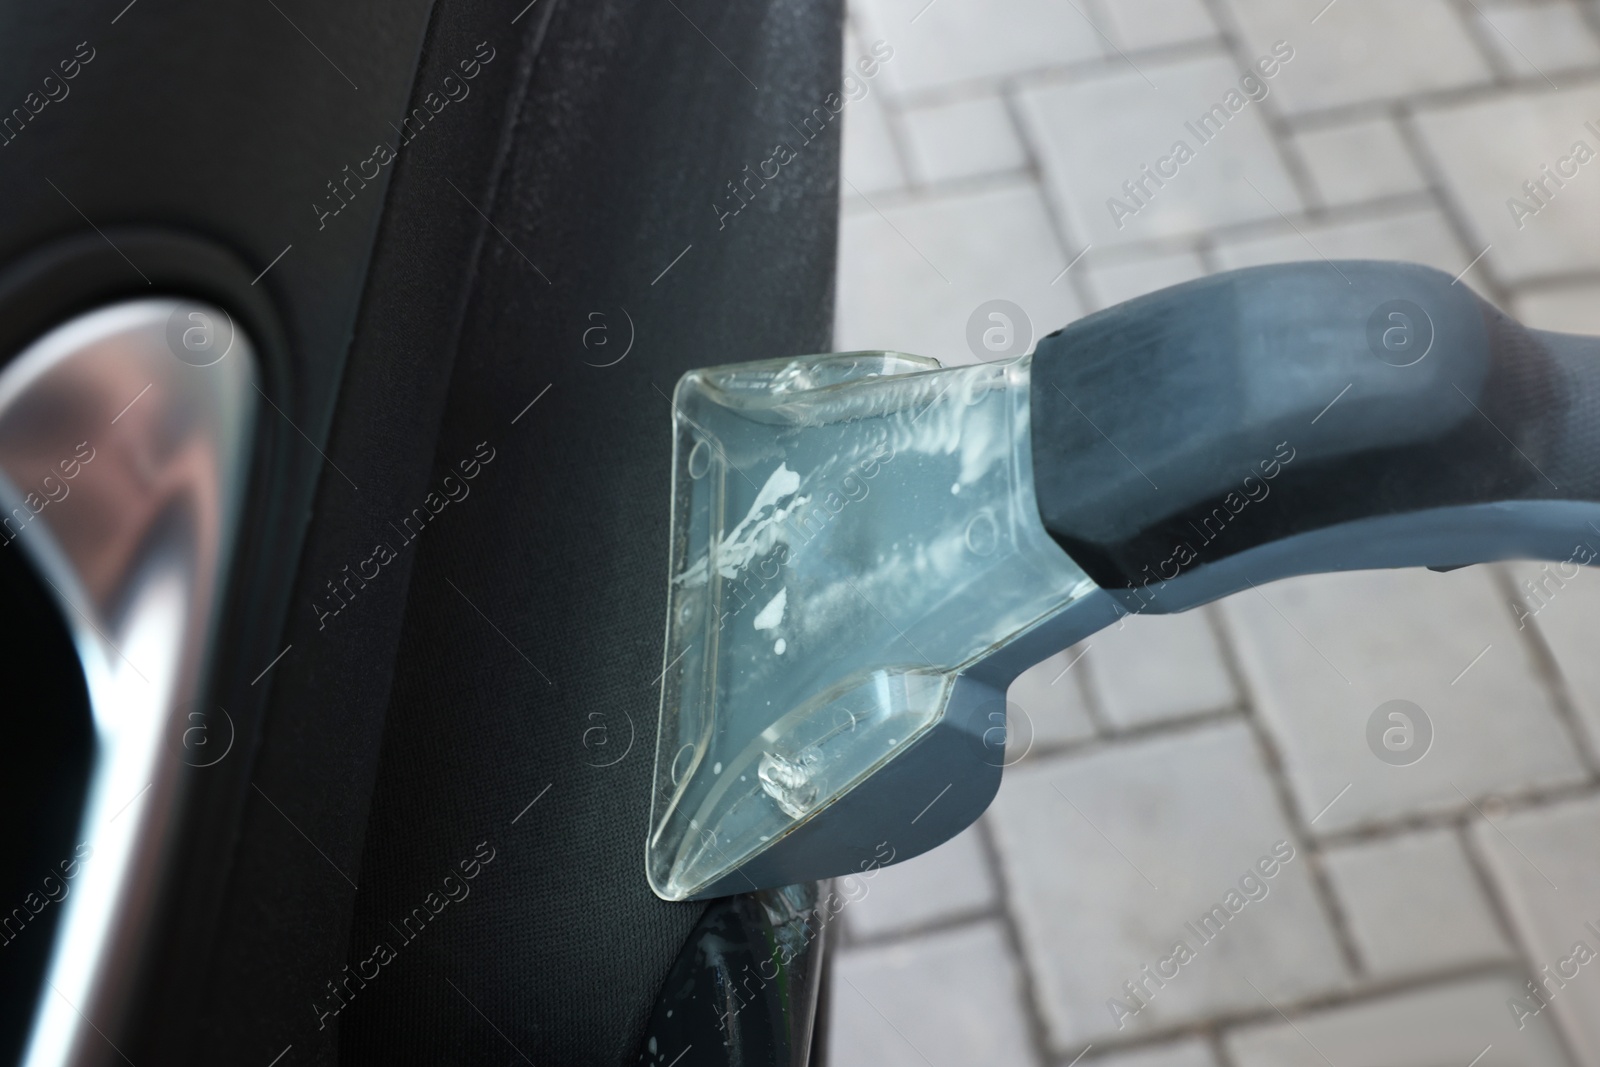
[1,301,256,1067]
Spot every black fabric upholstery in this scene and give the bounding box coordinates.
[193,0,539,1060]
[338,0,842,1064]
[0,0,438,1057]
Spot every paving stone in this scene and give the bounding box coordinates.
[1473,793,1600,1064]
[1216,568,1588,836]
[1216,0,1491,114]
[1413,83,1600,283]
[1472,0,1600,78]
[1224,975,1573,1067]
[1007,643,1098,751]
[1080,608,1237,730]
[989,719,1349,1052]
[1322,828,1511,980]
[1087,1037,1218,1067]
[1212,206,1470,278]
[841,62,909,195]
[850,0,1102,96]
[1084,249,1208,309]
[844,823,997,940]
[1507,558,1600,756]
[830,0,1600,1056]
[828,921,1038,1067]
[1292,118,1429,207]
[834,182,1084,364]
[1018,54,1302,248]
[900,94,1027,184]
[1096,0,1218,51]
[1515,284,1600,334]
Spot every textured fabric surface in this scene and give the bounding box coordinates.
[191,1,538,1061]
[340,0,842,1063]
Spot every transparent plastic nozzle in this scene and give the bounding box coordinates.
[647,351,1094,901]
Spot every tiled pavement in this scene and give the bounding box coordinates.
[827,2,1600,1065]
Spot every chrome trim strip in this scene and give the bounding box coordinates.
[0,300,256,1067]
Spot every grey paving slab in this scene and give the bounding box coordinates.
[1224,975,1573,1067]
[1007,644,1099,751]
[1095,0,1218,51]
[1017,54,1302,248]
[1216,0,1491,114]
[834,181,1084,364]
[1516,284,1600,333]
[1473,793,1600,1063]
[1218,568,1588,835]
[1084,249,1208,309]
[1412,83,1600,283]
[1211,206,1470,278]
[841,77,909,195]
[1081,608,1237,731]
[832,0,1600,1059]
[901,94,1028,184]
[1291,118,1429,207]
[989,719,1349,1053]
[1322,827,1512,981]
[1506,558,1600,758]
[828,921,1039,1067]
[1472,0,1600,77]
[850,0,1103,96]
[845,823,998,940]
[1085,1037,1218,1067]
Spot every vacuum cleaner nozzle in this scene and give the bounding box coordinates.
[646,350,1094,901]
